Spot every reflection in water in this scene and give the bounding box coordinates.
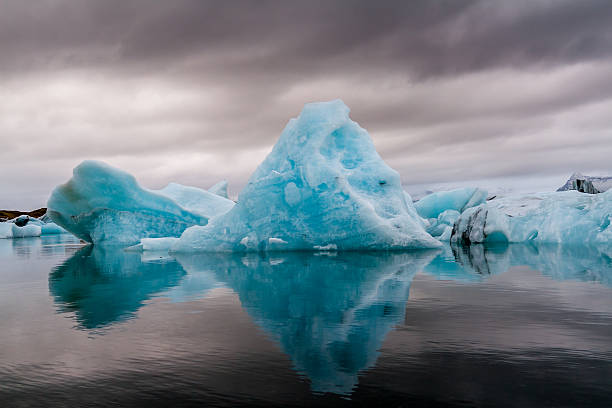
[424,243,612,287]
[49,245,186,329]
[178,251,436,394]
[48,243,612,394]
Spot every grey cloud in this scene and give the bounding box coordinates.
[2,0,612,77]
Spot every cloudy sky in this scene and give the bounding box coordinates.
[1,0,611,209]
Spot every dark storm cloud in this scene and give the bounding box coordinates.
[2,0,612,76]
[0,0,611,208]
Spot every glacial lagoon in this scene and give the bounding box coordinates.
[1,235,611,406]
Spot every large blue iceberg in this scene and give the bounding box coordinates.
[173,100,440,252]
[47,160,234,246]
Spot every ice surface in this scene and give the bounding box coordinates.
[47,160,211,246]
[173,100,440,252]
[415,187,488,219]
[156,182,234,218]
[451,190,612,245]
[208,180,229,198]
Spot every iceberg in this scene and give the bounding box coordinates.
[155,182,234,219]
[46,160,232,246]
[415,187,488,219]
[451,190,612,245]
[173,100,440,252]
[0,214,66,239]
[557,172,612,194]
[0,222,41,239]
[208,180,229,198]
[414,188,487,241]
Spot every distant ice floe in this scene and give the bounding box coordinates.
[0,214,66,239]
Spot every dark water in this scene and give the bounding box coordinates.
[1,235,611,407]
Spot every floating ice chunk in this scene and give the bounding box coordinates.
[415,188,487,240]
[9,223,41,238]
[415,187,488,219]
[451,190,612,245]
[208,180,229,199]
[0,213,66,238]
[47,160,210,246]
[173,100,440,252]
[557,172,612,194]
[156,182,234,219]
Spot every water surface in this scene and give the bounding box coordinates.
[1,236,611,407]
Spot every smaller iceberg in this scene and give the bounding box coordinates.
[0,213,66,239]
[415,187,488,219]
[0,222,41,239]
[557,172,612,194]
[451,190,612,245]
[47,160,234,246]
[414,188,487,241]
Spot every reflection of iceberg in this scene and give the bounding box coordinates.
[507,244,612,287]
[176,251,436,394]
[46,243,612,394]
[423,244,510,282]
[425,243,612,287]
[49,246,186,329]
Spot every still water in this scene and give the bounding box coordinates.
[1,235,611,407]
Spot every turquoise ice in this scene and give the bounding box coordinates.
[414,187,487,241]
[174,100,440,252]
[47,160,234,246]
[452,190,612,245]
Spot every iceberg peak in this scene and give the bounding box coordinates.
[173,99,441,252]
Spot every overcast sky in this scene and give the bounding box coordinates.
[1,0,611,209]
